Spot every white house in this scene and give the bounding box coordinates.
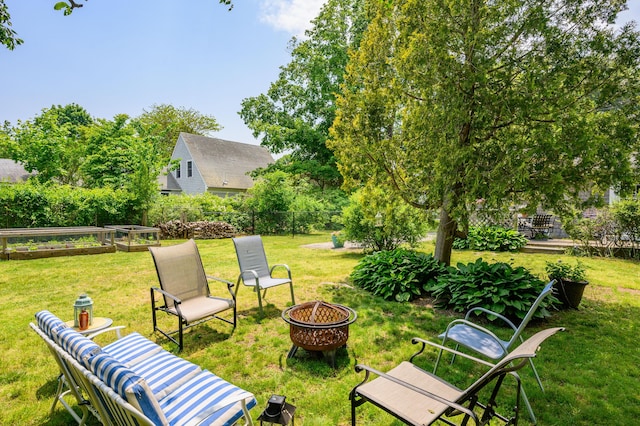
[162,133,274,196]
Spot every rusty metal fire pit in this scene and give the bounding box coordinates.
[282,301,357,367]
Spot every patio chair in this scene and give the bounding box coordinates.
[529,214,554,239]
[351,327,564,426]
[232,235,295,315]
[149,239,236,351]
[433,280,556,423]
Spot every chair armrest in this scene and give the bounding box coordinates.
[353,364,479,424]
[237,269,259,286]
[206,275,235,298]
[464,307,518,332]
[151,286,182,304]
[441,318,509,352]
[87,325,125,340]
[206,275,234,289]
[410,338,495,368]
[270,263,292,279]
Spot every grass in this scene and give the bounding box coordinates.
[1,233,639,425]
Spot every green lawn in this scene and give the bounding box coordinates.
[1,233,639,425]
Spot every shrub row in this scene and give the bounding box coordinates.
[0,183,136,227]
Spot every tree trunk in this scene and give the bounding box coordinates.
[434,206,457,266]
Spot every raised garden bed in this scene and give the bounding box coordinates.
[1,227,115,260]
[104,225,160,252]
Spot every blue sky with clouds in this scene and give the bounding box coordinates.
[1,1,639,148]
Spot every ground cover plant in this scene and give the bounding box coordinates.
[1,233,639,425]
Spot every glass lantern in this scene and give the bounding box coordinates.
[73,293,93,328]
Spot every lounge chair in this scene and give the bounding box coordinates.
[433,280,556,422]
[350,327,564,425]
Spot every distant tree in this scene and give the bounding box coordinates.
[8,104,93,185]
[80,114,137,189]
[136,104,222,162]
[330,0,640,265]
[239,0,369,189]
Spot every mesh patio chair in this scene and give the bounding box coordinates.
[351,327,564,426]
[433,280,556,423]
[232,235,295,315]
[149,239,235,351]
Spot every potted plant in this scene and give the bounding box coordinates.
[331,231,345,249]
[545,259,589,309]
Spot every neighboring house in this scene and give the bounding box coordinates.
[0,159,33,183]
[162,133,274,196]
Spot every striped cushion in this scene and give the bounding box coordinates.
[35,310,67,339]
[103,332,163,366]
[159,370,257,426]
[129,350,201,401]
[87,352,167,425]
[52,327,101,364]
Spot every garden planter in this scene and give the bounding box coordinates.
[331,234,344,248]
[555,279,588,309]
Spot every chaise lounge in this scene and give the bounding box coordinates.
[31,310,256,425]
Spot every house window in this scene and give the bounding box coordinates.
[176,164,181,179]
[187,161,193,178]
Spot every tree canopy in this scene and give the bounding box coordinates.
[330,0,640,265]
[239,0,369,189]
[135,104,222,163]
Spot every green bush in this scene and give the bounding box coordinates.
[350,249,446,302]
[342,188,430,251]
[0,182,135,227]
[425,258,556,321]
[454,226,527,252]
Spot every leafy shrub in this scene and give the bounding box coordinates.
[350,249,446,302]
[425,258,556,321]
[342,188,430,251]
[455,226,527,252]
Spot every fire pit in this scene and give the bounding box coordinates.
[282,301,357,367]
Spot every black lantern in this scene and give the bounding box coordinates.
[258,395,295,425]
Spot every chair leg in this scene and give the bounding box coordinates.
[529,358,544,392]
[178,318,184,352]
[256,286,264,316]
[289,282,295,305]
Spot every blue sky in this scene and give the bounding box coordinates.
[1,1,639,148]
[0,0,325,145]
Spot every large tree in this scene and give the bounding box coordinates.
[135,104,221,163]
[239,0,369,189]
[8,104,93,185]
[330,0,640,265]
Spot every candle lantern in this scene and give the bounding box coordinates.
[73,293,93,328]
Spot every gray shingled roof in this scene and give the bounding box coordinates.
[0,159,32,182]
[179,133,274,190]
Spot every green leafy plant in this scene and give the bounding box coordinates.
[350,249,446,302]
[426,258,556,321]
[545,260,587,282]
[456,226,527,252]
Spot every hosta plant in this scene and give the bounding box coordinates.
[350,249,446,302]
[425,258,557,321]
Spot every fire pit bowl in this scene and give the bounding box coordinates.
[282,301,357,365]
